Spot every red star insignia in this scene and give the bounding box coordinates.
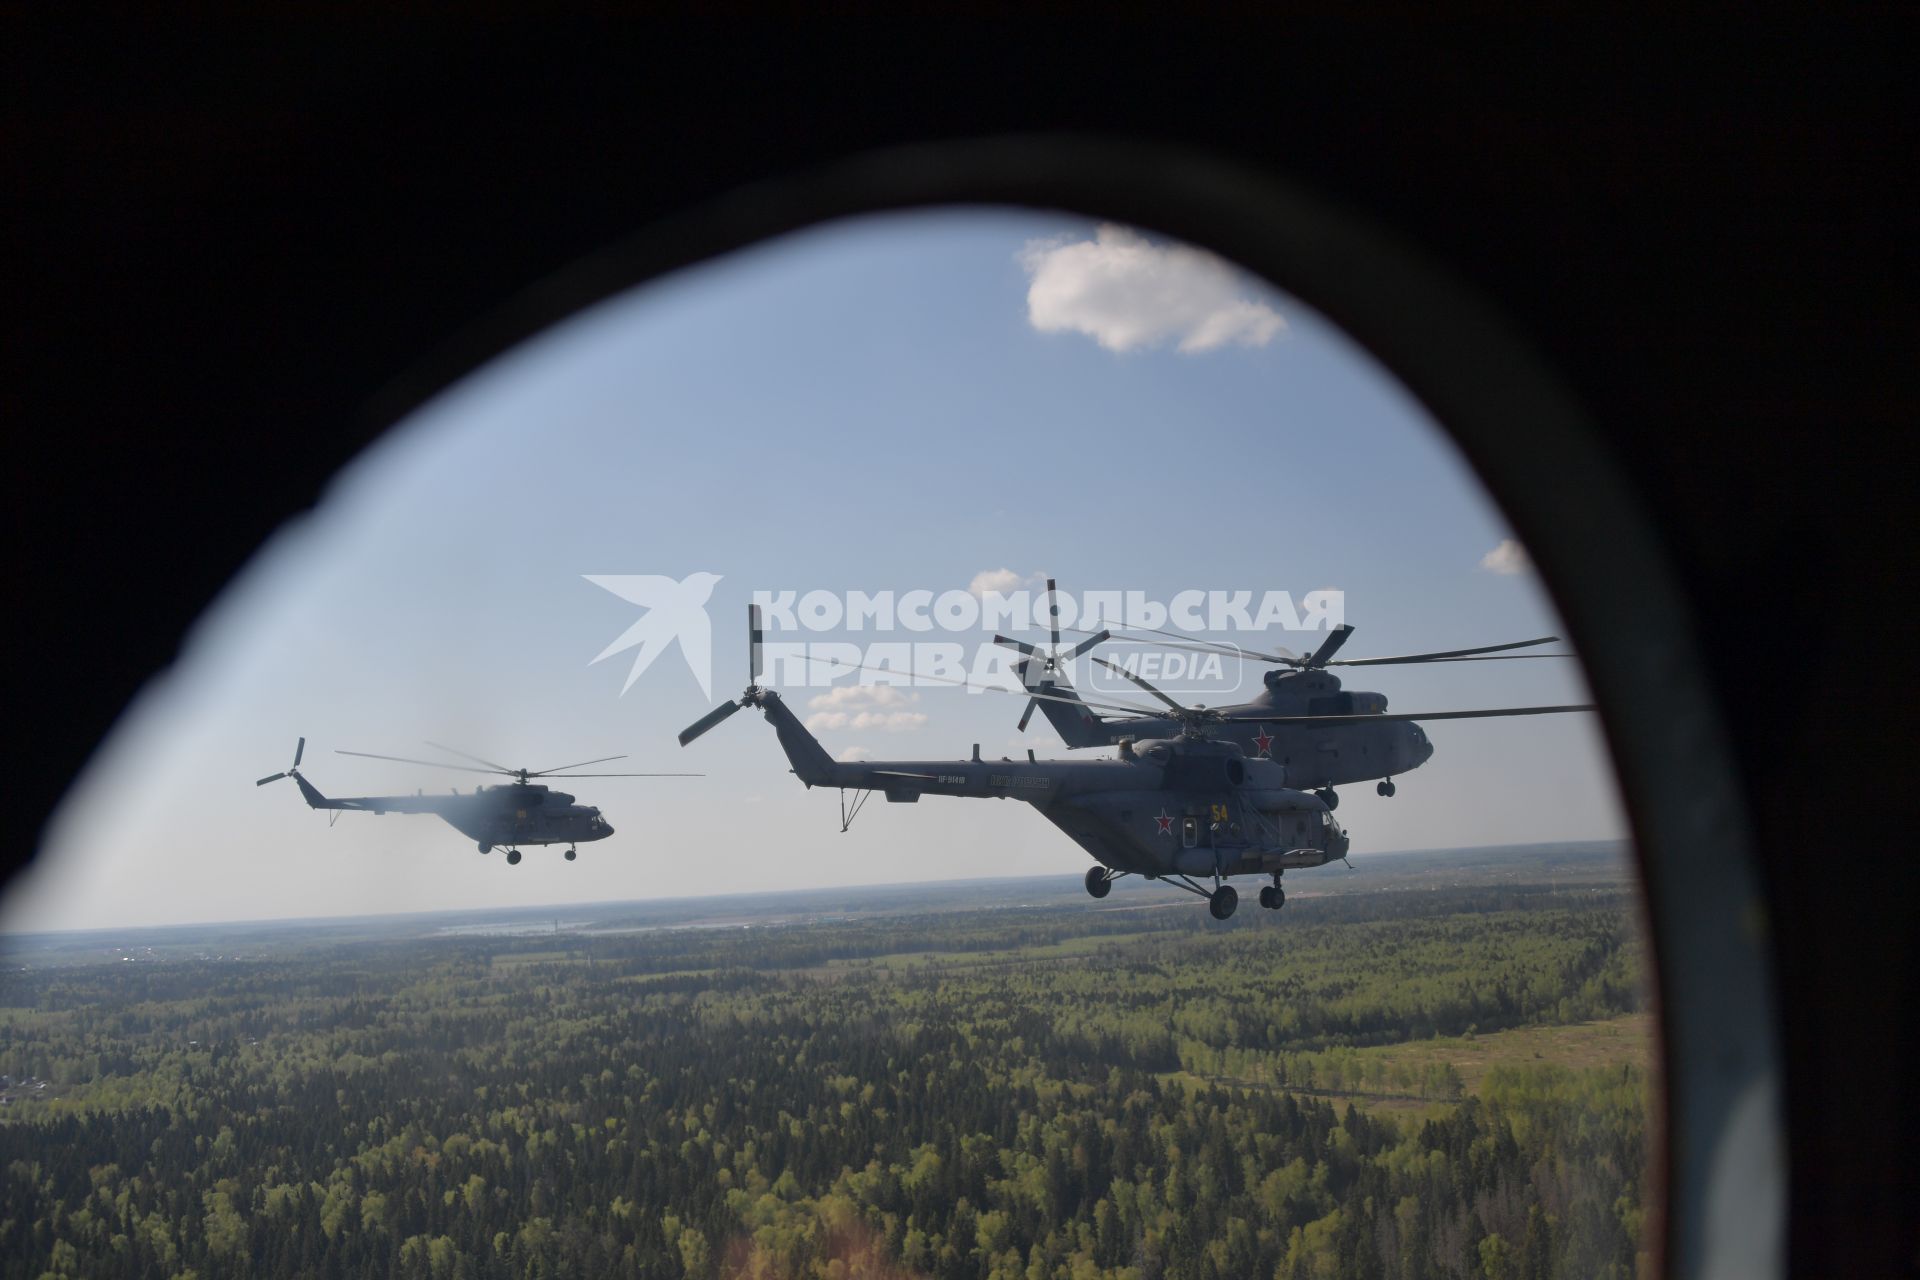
[1252,730,1274,757]
[1153,811,1175,835]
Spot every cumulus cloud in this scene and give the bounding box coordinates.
[1019,224,1286,353]
[1479,539,1532,576]
[840,746,875,762]
[805,685,928,733]
[968,567,1039,597]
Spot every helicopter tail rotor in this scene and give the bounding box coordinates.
[993,578,1110,733]
[256,737,334,809]
[255,736,306,786]
[678,699,745,746]
[679,605,765,746]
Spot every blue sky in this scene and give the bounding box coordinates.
[6,209,1623,931]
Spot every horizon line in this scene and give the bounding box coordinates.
[1,837,1630,940]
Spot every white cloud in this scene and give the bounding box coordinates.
[805,685,928,733]
[841,746,874,762]
[1019,224,1286,353]
[1479,539,1532,576]
[807,711,928,732]
[807,685,918,712]
[968,567,1034,597]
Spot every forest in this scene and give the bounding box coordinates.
[0,846,1653,1280]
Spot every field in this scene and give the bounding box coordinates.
[0,842,1653,1280]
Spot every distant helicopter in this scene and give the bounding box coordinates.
[998,578,1592,810]
[680,608,1350,919]
[256,739,697,865]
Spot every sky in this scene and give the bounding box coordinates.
[5,210,1626,933]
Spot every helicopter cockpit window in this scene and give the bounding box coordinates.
[2,209,1649,1280]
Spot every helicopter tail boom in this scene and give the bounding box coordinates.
[1020,668,1128,748]
[291,772,334,810]
[256,737,342,809]
[755,690,839,788]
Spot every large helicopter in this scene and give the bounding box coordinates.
[680,608,1354,919]
[997,578,1593,810]
[255,739,696,865]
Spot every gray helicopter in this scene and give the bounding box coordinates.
[679,608,1353,919]
[997,579,1592,810]
[256,739,696,865]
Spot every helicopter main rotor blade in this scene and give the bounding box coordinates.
[528,754,628,777]
[421,740,516,774]
[678,700,744,747]
[805,653,1163,720]
[1090,657,1189,714]
[1300,625,1356,669]
[1395,653,1573,664]
[1076,631,1566,669]
[1061,628,1110,661]
[1094,632,1296,664]
[1212,704,1596,724]
[1065,625,1299,666]
[539,771,705,777]
[1044,577,1062,651]
[335,750,505,776]
[1329,636,1564,666]
[748,603,765,684]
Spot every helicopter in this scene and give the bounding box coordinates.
[255,738,697,865]
[997,578,1593,810]
[680,607,1355,919]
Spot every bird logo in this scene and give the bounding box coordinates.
[584,572,724,698]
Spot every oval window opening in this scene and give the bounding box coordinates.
[3,208,1658,1280]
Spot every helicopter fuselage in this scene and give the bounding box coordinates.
[755,690,1348,881]
[1027,663,1436,790]
[286,773,614,850]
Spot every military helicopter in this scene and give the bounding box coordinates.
[679,608,1352,920]
[255,738,697,865]
[997,578,1592,810]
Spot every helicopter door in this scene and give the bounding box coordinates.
[1181,815,1199,848]
[1316,739,1340,785]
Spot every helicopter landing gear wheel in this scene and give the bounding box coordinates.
[1377,779,1396,797]
[1208,885,1238,920]
[564,848,577,862]
[1316,788,1339,810]
[1259,885,1287,910]
[1084,866,1111,899]
[505,849,522,866]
